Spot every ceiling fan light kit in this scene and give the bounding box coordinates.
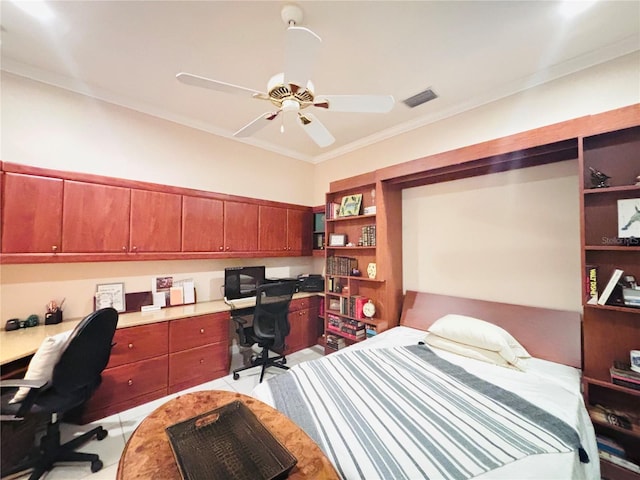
[176,3,395,147]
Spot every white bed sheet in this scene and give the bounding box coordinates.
[252,326,599,480]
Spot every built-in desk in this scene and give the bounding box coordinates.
[0,293,319,423]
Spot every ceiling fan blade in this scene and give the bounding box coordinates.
[284,26,321,90]
[314,95,395,113]
[176,72,267,99]
[233,111,281,138]
[298,113,335,147]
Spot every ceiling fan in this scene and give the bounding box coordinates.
[176,4,394,148]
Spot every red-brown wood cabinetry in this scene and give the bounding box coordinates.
[285,296,319,354]
[259,206,311,254]
[1,173,63,253]
[130,189,182,252]
[62,180,130,253]
[181,195,224,252]
[224,200,258,252]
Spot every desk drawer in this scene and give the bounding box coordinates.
[290,296,317,312]
[86,355,168,412]
[169,313,229,353]
[168,343,229,393]
[108,323,168,368]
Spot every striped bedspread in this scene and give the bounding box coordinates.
[267,344,588,480]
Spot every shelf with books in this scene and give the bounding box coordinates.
[323,178,403,354]
[581,124,640,479]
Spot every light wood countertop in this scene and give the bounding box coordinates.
[0,293,317,365]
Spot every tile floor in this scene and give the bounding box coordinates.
[8,345,325,480]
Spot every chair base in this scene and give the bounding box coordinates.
[2,418,107,480]
[233,345,289,383]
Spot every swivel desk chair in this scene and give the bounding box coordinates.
[232,281,297,383]
[0,307,119,479]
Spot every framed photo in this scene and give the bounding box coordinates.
[338,194,363,217]
[329,233,347,247]
[95,282,125,312]
[618,198,640,238]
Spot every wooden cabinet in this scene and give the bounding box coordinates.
[224,200,258,252]
[82,322,169,422]
[168,312,230,393]
[285,296,319,354]
[62,180,130,253]
[312,205,326,257]
[258,206,312,254]
[80,312,230,423]
[323,179,402,353]
[580,125,640,479]
[181,195,224,252]
[0,164,312,263]
[130,189,182,252]
[1,173,63,253]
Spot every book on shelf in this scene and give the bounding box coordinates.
[597,269,624,306]
[360,225,376,246]
[326,202,340,220]
[610,363,640,390]
[585,264,598,304]
[326,256,358,276]
[596,434,625,457]
[599,451,640,474]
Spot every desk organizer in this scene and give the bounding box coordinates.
[165,400,297,480]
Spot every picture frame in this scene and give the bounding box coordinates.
[617,198,640,238]
[338,194,363,217]
[329,233,347,247]
[95,282,126,312]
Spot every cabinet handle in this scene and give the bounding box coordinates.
[199,359,204,364]
[51,245,58,252]
[200,328,205,334]
[131,245,138,252]
[225,246,230,250]
[122,246,127,252]
[127,379,133,386]
[128,343,134,349]
[219,246,223,251]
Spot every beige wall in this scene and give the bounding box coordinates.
[1,52,639,320]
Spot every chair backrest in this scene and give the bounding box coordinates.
[51,308,118,396]
[252,282,297,349]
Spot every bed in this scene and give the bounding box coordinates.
[252,291,598,480]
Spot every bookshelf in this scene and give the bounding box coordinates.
[312,205,326,257]
[580,125,640,479]
[323,176,402,353]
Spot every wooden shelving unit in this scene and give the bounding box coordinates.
[323,177,402,353]
[580,124,640,480]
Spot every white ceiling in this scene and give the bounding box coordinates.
[1,1,639,163]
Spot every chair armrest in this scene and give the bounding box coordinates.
[231,315,248,326]
[0,378,48,389]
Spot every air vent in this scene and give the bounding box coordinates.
[403,88,438,108]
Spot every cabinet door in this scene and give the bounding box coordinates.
[62,181,130,253]
[287,208,311,253]
[259,205,287,252]
[182,195,224,252]
[130,189,182,252]
[224,200,258,252]
[2,173,63,253]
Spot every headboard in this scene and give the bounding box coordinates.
[400,291,582,368]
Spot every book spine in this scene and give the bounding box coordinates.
[597,269,624,306]
[611,376,640,391]
[586,265,598,304]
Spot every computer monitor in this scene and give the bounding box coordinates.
[224,265,266,300]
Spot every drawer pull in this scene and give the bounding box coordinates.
[127,379,133,386]
[200,328,205,334]
[199,359,204,364]
[128,343,134,349]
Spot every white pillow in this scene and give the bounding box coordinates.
[10,330,73,403]
[424,333,527,371]
[427,314,530,368]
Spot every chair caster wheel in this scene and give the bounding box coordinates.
[91,460,103,473]
[96,428,108,441]
[233,372,239,380]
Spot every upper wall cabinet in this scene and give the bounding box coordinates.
[258,206,312,255]
[181,195,224,252]
[0,164,312,263]
[2,173,63,253]
[130,189,182,252]
[62,181,130,253]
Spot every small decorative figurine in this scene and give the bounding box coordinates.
[589,167,611,188]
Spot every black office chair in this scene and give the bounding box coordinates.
[0,308,119,480]
[232,281,297,383]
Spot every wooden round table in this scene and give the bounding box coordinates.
[116,390,338,479]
